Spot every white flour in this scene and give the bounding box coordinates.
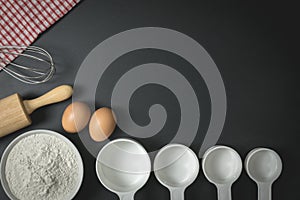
[5,134,79,200]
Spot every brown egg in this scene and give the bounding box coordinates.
[89,107,116,142]
[62,102,91,133]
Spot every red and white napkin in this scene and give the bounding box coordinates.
[0,0,80,70]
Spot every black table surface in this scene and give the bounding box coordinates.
[0,0,299,199]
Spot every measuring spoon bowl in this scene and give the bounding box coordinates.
[154,144,199,200]
[96,139,151,200]
[202,145,242,200]
[245,148,282,200]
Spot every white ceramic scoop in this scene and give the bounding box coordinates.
[154,144,199,200]
[202,145,242,200]
[245,148,282,200]
[95,139,151,200]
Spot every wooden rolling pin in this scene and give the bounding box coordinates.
[0,85,73,137]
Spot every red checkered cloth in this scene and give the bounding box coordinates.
[0,0,79,70]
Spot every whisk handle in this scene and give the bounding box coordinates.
[23,85,73,114]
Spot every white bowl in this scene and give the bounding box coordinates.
[0,129,84,200]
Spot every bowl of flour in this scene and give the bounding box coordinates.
[0,129,84,200]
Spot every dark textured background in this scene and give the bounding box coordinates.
[0,0,299,199]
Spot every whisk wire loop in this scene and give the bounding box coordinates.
[0,45,55,84]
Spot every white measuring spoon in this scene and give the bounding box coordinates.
[154,144,199,200]
[202,145,242,200]
[95,139,151,200]
[245,148,282,200]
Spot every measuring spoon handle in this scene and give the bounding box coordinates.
[258,183,272,200]
[119,192,135,200]
[217,184,232,200]
[170,188,185,200]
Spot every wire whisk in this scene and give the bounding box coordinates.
[0,45,55,84]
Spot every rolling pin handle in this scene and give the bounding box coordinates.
[23,85,73,114]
